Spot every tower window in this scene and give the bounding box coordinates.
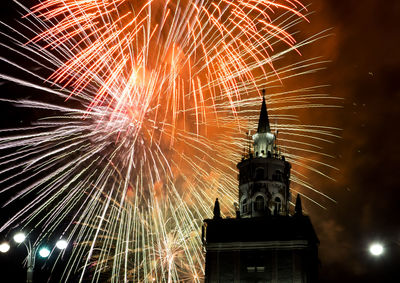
[256,266,265,272]
[246,266,265,273]
[242,198,248,213]
[255,196,265,211]
[273,170,283,181]
[275,197,281,213]
[246,267,255,273]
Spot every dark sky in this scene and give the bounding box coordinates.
[1,0,400,282]
[305,0,400,282]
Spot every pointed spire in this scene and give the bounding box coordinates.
[252,90,275,157]
[234,202,240,218]
[257,90,271,133]
[213,198,221,219]
[295,194,303,215]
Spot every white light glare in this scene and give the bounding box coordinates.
[38,247,50,258]
[0,242,10,253]
[56,239,68,250]
[369,243,384,256]
[13,232,26,243]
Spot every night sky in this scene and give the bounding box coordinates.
[305,1,400,282]
[1,0,400,282]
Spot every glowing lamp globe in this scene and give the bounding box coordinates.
[56,239,68,250]
[0,242,10,253]
[38,247,51,258]
[13,232,26,243]
[369,243,384,256]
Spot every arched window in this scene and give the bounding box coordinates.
[255,196,265,211]
[273,170,282,182]
[242,198,248,213]
[275,197,281,213]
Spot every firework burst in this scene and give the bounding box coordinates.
[0,0,339,282]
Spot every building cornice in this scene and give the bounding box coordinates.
[205,240,311,251]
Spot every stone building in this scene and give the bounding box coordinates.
[202,93,319,283]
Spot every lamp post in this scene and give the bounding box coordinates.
[1,232,68,283]
[369,242,384,257]
[368,238,400,258]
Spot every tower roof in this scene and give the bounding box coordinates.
[257,90,271,133]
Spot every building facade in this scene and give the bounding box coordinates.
[202,94,319,283]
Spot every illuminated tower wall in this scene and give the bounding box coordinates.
[202,94,319,283]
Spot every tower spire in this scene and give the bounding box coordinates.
[252,90,275,157]
[213,198,221,219]
[295,194,303,215]
[257,90,271,133]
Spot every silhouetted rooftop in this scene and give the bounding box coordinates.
[204,215,319,244]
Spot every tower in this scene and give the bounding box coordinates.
[202,93,319,282]
[238,93,291,218]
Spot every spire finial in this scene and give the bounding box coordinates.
[213,198,221,219]
[295,194,303,215]
[257,90,271,133]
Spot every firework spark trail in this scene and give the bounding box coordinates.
[27,0,310,119]
[0,0,341,282]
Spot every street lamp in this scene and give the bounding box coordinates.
[369,242,384,257]
[55,239,68,250]
[38,247,51,258]
[368,236,400,259]
[0,242,10,253]
[13,232,26,243]
[2,232,69,283]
